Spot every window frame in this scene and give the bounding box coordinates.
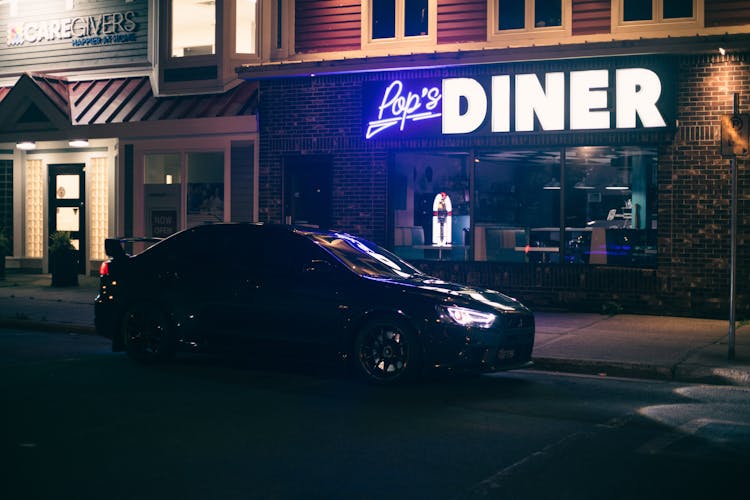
[488,0,571,44]
[362,0,437,49]
[613,0,703,34]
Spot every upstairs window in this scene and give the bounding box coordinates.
[619,0,697,24]
[496,0,562,31]
[171,0,217,57]
[370,0,432,41]
[236,0,259,55]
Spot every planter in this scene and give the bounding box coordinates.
[51,249,79,287]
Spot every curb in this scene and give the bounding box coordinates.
[532,357,750,387]
[532,357,675,382]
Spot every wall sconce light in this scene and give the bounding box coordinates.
[16,141,36,150]
[68,139,89,148]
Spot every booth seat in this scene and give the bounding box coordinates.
[474,226,528,262]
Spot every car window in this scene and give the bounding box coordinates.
[309,232,421,279]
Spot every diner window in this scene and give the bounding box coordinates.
[391,147,658,268]
[564,147,657,267]
[474,151,561,263]
[390,152,470,261]
[619,0,696,24]
[236,0,259,55]
[171,0,216,57]
[370,0,432,41]
[495,0,562,31]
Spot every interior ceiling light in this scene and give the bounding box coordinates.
[69,139,89,148]
[16,141,36,150]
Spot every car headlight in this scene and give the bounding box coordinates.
[439,305,497,329]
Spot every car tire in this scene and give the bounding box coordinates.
[353,318,422,385]
[121,302,176,363]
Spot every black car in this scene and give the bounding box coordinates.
[95,223,535,384]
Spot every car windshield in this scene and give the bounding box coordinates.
[309,232,423,279]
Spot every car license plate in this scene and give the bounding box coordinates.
[497,349,516,360]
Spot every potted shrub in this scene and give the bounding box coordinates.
[49,231,79,287]
[0,228,10,280]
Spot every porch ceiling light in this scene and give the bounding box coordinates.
[16,141,36,150]
[69,139,89,148]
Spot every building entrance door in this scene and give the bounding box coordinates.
[48,164,85,274]
[283,156,331,228]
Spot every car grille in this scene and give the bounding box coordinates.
[498,313,534,331]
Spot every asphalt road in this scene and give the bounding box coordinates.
[2,328,749,500]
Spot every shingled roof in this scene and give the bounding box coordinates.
[0,73,259,126]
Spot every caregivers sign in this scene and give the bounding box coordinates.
[364,66,672,140]
[7,11,137,48]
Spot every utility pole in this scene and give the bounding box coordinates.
[721,93,749,360]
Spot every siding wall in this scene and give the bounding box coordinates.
[437,0,486,44]
[572,0,610,36]
[706,0,750,27]
[289,1,750,55]
[295,0,361,54]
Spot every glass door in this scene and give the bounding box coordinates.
[48,164,85,274]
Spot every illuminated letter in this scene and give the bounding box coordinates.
[516,73,565,132]
[491,75,510,132]
[570,70,610,130]
[616,68,666,128]
[442,78,486,134]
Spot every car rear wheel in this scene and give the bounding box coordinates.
[354,318,421,385]
[121,302,175,363]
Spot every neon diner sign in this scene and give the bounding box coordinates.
[366,80,442,139]
[364,67,669,139]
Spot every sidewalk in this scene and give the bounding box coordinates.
[1,272,749,386]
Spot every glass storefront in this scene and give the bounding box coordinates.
[144,151,225,237]
[391,146,658,267]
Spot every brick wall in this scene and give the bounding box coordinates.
[258,54,749,318]
[657,53,750,317]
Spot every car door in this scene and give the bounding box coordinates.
[251,231,350,346]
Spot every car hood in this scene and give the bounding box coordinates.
[370,275,530,313]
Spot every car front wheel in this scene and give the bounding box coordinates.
[354,318,421,385]
[121,302,175,363]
